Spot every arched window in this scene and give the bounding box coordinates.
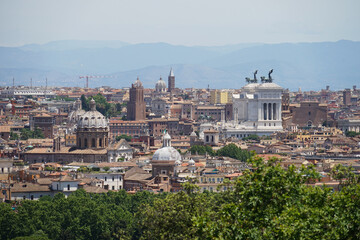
[99,138,103,147]
[78,138,81,148]
[92,138,96,147]
[211,135,214,142]
[84,138,88,148]
[206,135,209,142]
[307,120,313,127]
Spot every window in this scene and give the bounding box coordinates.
[112,177,115,181]
[67,184,70,191]
[112,186,115,190]
[105,177,107,181]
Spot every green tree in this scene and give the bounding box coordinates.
[116,134,132,142]
[330,164,357,187]
[10,131,19,140]
[242,134,260,142]
[188,145,214,156]
[216,143,253,161]
[19,128,44,140]
[80,94,89,111]
[345,131,360,137]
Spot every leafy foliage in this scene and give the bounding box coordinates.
[242,134,260,142]
[19,127,44,140]
[3,159,360,240]
[345,131,360,137]
[188,145,215,156]
[10,131,19,140]
[217,143,254,161]
[80,94,122,118]
[116,134,132,142]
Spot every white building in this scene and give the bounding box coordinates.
[107,139,133,162]
[84,173,123,190]
[50,175,80,197]
[203,71,284,139]
[1,87,55,98]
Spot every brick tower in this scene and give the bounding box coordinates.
[127,77,146,121]
[168,68,175,93]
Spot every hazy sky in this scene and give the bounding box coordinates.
[0,0,359,46]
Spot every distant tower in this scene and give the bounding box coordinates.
[168,68,175,92]
[127,77,146,121]
[343,89,351,106]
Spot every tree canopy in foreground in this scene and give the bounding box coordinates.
[2,158,360,239]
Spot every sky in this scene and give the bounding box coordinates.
[0,0,359,46]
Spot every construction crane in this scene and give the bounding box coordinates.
[79,75,117,88]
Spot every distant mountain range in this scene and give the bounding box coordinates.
[0,40,359,90]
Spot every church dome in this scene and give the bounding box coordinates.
[152,147,182,161]
[152,132,181,162]
[190,131,197,137]
[68,109,86,123]
[133,77,143,88]
[155,77,166,92]
[188,159,195,166]
[69,98,86,123]
[77,99,108,128]
[5,102,12,110]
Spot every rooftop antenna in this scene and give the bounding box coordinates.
[12,77,15,89]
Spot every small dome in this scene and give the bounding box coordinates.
[5,102,12,110]
[152,146,182,162]
[163,132,171,140]
[133,77,143,88]
[68,109,86,123]
[188,159,195,166]
[175,159,182,165]
[190,131,197,137]
[155,77,166,92]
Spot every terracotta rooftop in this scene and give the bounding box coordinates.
[11,182,51,193]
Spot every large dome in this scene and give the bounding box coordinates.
[152,146,182,161]
[77,99,108,128]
